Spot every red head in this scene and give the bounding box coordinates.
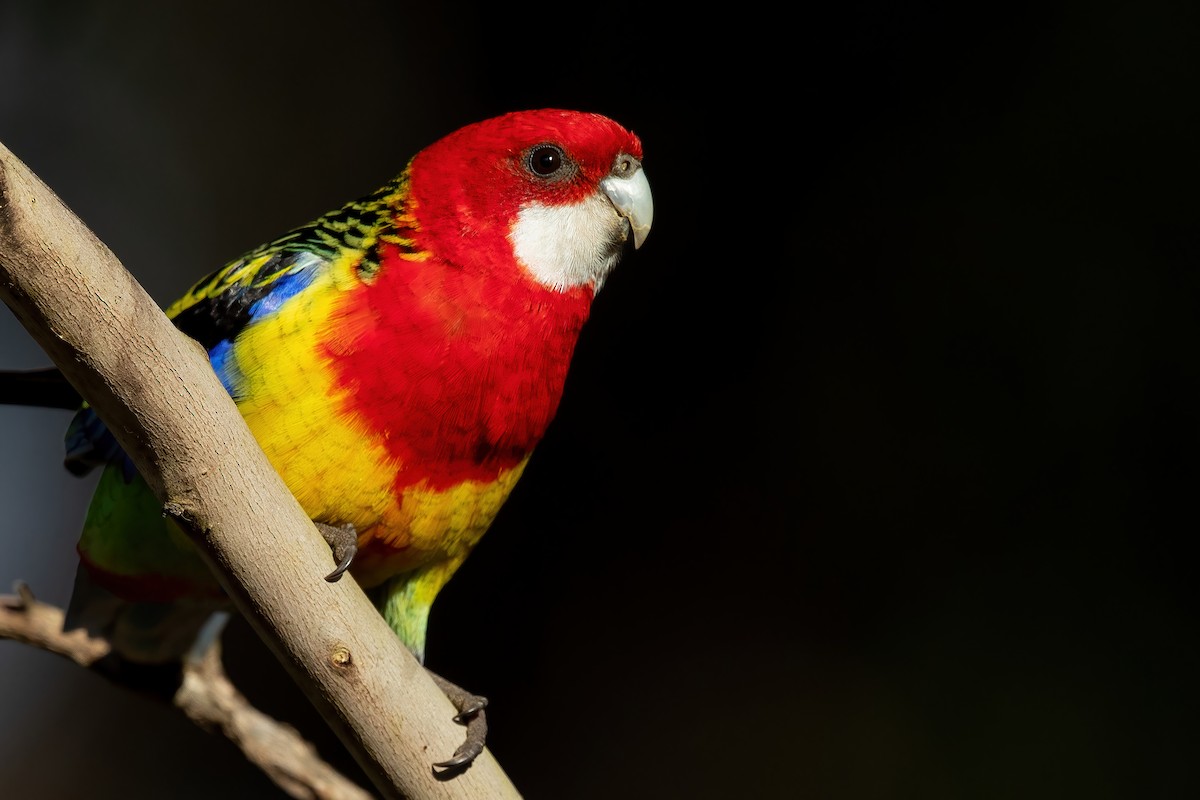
[407,109,652,292]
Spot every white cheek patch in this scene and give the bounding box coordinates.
[509,194,624,292]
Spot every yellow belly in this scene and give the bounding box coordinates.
[226,261,524,588]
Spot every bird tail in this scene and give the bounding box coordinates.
[63,562,228,665]
[0,366,82,409]
[8,371,224,664]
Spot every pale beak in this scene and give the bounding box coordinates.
[601,164,653,249]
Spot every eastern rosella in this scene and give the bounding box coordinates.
[1,109,652,764]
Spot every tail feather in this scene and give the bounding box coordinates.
[64,563,228,664]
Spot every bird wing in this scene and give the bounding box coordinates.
[65,173,411,476]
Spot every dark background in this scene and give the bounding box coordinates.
[2,1,1199,797]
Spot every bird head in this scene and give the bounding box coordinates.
[408,109,653,293]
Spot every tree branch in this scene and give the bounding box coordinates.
[0,140,521,799]
[0,585,371,800]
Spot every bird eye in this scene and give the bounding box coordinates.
[613,154,638,176]
[527,144,567,178]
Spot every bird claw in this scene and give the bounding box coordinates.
[315,522,358,582]
[433,738,485,771]
[451,696,488,725]
[427,670,489,772]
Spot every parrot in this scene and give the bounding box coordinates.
[0,108,652,767]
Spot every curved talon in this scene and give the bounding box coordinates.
[452,696,488,725]
[315,522,358,582]
[427,669,489,771]
[433,706,488,771]
[433,737,485,770]
[324,543,356,583]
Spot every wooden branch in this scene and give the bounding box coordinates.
[0,140,521,799]
[0,586,370,800]
[178,641,373,800]
[0,584,110,666]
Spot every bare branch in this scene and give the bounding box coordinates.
[0,584,110,666]
[0,141,521,799]
[0,588,372,800]
[178,642,374,800]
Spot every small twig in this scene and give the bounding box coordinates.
[1,583,111,665]
[0,585,372,800]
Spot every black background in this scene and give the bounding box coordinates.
[2,1,1199,798]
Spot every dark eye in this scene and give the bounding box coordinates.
[527,144,567,178]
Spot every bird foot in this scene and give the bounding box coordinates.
[427,670,489,771]
[315,522,358,582]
